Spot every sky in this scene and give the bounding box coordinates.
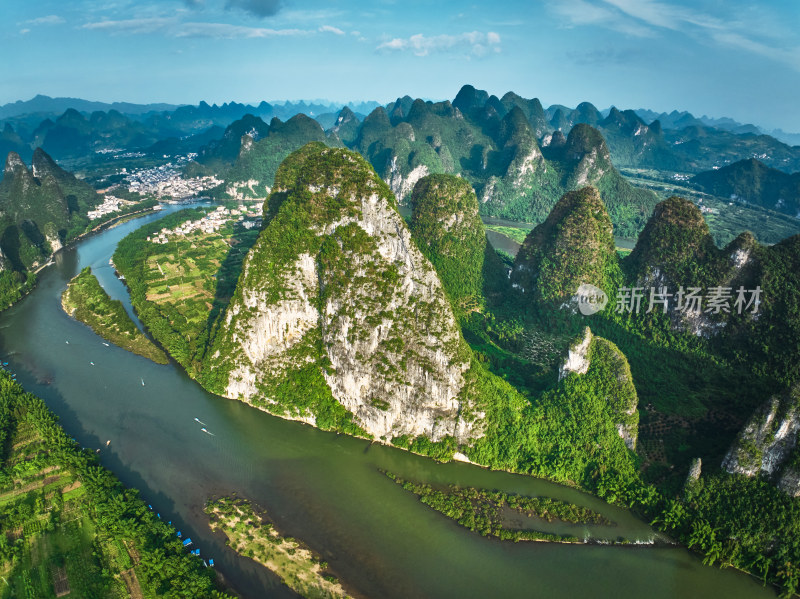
[2,0,800,131]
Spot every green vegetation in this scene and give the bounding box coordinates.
[192,114,333,200]
[0,370,231,598]
[0,147,159,315]
[385,472,614,543]
[349,101,659,237]
[511,187,621,307]
[0,149,101,270]
[464,333,649,510]
[653,474,800,597]
[692,158,800,218]
[409,174,507,311]
[61,267,168,364]
[0,270,35,312]
[113,144,800,596]
[206,495,351,599]
[203,144,463,438]
[484,225,529,244]
[620,167,800,246]
[114,207,261,375]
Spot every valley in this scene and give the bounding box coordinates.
[0,198,778,599]
[1,85,800,599]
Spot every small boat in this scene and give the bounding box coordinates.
[194,417,206,426]
[141,378,145,386]
[103,342,110,347]
[89,362,94,366]
[201,428,215,436]
[65,341,69,344]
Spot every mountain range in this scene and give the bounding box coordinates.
[692,158,800,216]
[0,147,100,270]
[108,140,800,595]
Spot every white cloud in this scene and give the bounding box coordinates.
[550,0,652,37]
[26,15,65,26]
[377,31,501,57]
[319,25,345,35]
[552,0,800,71]
[19,28,31,35]
[711,31,800,72]
[179,22,307,38]
[601,0,723,31]
[81,17,312,39]
[82,17,176,35]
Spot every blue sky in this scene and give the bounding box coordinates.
[3,0,800,131]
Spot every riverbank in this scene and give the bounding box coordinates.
[206,495,353,599]
[0,371,230,598]
[381,472,667,547]
[0,204,163,318]
[0,203,776,599]
[61,266,169,364]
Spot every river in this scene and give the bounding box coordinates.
[0,205,775,598]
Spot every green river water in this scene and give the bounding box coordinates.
[0,205,775,598]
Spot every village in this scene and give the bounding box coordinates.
[147,203,263,244]
[124,161,223,200]
[87,194,138,220]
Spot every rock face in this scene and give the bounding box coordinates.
[558,327,592,380]
[723,386,800,494]
[478,106,552,213]
[511,186,619,308]
[686,458,702,484]
[208,143,479,443]
[387,157,429,202]
[561,124,612,188]
[409,174,505,308]
[558,327,639,450]
[330,106,360,146]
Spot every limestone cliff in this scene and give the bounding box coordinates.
[478,107,554,215]
[722,385,800,495]
[207,143,480,443]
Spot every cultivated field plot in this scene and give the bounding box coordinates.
[0,421,148,599]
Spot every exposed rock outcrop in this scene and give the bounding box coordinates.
[387,156,429,203]
[722,385,800,490]
[208,143,480,443]
[559,327,592,380]
[686,458,702,485]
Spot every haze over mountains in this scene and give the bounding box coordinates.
[2,87,799,171]
[2,83,800,292]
